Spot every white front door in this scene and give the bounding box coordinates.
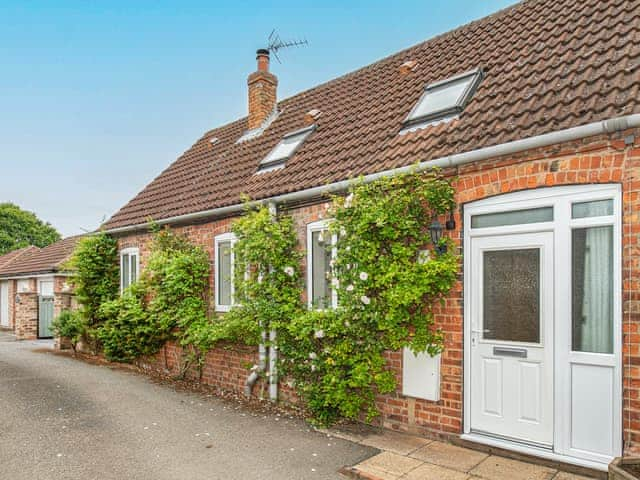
[464,185,622,468]
[0,281,9,327]
[470,232,554,446]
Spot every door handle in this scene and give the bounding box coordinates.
[472,329,491,334]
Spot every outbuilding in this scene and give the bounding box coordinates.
[0,236,81,339]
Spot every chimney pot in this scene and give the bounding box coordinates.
[247,49,278,130]
[256,49,270,72]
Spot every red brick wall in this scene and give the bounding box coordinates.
[113,129,640,453]
[14,291,38,340]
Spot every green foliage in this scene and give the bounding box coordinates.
[98,282,156,362]
[180,314,261,378]
[0,202,60,254]
[66,233,119,328]
[278,170,458,425]
[51,310,86,353]
[98,229,211,363]
[228,204,304,338]
[145,229,210,334]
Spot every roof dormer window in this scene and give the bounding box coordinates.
[403,68,483,130]
[257,125,315,173]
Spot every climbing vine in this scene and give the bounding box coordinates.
[63,171,458,427]
[65,232,119,327]
[278,170,458,425]
[98,228,210,363]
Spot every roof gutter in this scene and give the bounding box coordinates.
[105,113,640,235]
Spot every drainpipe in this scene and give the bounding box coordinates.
[269,328,278,401]
[267,202,279,402]
[244,202,279,401]
[244,328,266,397]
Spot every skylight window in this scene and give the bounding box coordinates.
[257,125,315,173]
[404,69,483,128]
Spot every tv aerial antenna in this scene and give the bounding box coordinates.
[267,29,308,63]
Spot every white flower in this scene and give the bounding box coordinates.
[314,329,325,339]
[331,278,339,288]
[360,295,370,305]
[311,364,317,372]
[344,193,354,208]
[344,320,350,327]
[346,246,351,252]
[284,266,295,277]
[309,352,317,360]
[346,284,354,292]
[329,259,336,267]
[359,272,368,281]
[339,227,347,236]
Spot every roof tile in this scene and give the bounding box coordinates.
[0,236,83,277]
[104,0,640,230]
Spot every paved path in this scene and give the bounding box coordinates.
[333,428,599,480]
[0,337,374,480]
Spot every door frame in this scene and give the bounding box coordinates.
[0,280,9,328]
[462,184,622,470]
[38,277,55,339]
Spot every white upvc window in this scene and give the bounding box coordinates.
[403,68,483,129]
[257,125,315,173]
[214,233,237,312]
[307,220,337,310]
[120,247,140,291]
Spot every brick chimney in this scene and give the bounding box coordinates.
[247,49,278,130]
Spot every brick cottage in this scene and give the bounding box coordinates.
[0,236,80,340]
[101,0,640,471]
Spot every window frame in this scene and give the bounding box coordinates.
[258,125,316,173]
[403,68,483,128]
[120,247,140,292]
[306,219,338,310]
[214,232,237,312]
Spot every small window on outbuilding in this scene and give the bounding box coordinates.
[403,69,483,129]
[257,125,315,173]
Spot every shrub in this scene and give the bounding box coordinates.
[51,310,85,353]
[65,232,119,330]
[97,228,211,364]
[97,282,158,362]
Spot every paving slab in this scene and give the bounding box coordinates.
[356,452,423,478]
[360,430,432,455]
[400,462,470,480]
[471,455,557,480]
[552,472,596,480]
[409,441,488,472]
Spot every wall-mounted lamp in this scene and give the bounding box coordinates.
[15,294,21,304]
[429,219,447,255]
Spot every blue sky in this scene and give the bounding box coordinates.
[0,0,515,237]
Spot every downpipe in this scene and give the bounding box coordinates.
[244,329,267,397]
[269,329,278,401]
[245,202,280,401]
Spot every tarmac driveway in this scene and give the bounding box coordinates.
[0,336,375,480]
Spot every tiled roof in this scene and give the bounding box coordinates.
[0,236,83,277]
[104,0,640,230]
[0,246,40,270]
